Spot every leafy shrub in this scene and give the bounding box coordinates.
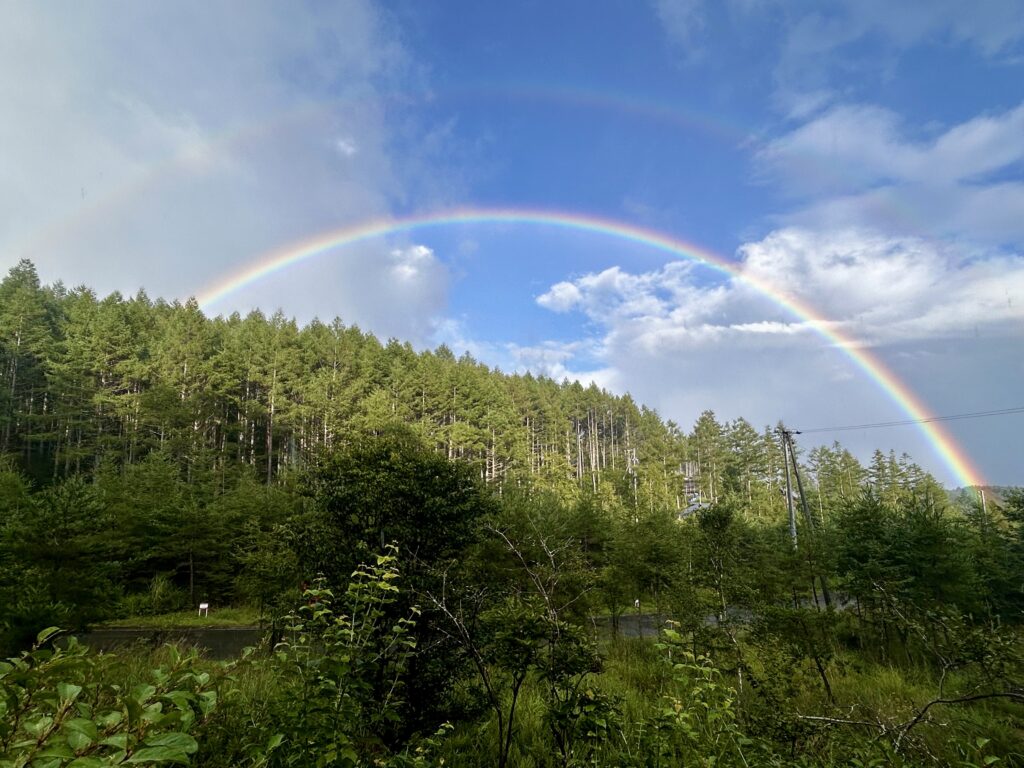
[0,628,218,767]
[242,546,439,768]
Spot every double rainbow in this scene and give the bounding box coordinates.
[196,207,985,489]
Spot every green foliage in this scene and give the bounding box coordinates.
[0,477,120,652]
[646,626,755,767]
[1,263,1023,766]
[255,548,421,767]
[0,629,218,767]
[298,432,497,732]
[301,430,492,582]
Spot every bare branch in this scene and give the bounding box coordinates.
[796,714,881,729]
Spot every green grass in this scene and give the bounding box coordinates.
[63,626,1024,768]
[101,606,261,629]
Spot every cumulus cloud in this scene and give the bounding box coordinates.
[0,1,451,342]
[536,281,583,313]
[537,264,730,329]
[641,1,1022,481]
[538,229,1024,352]
[740,229,1024,341]
[528,229,1023,483]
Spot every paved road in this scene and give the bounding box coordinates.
[590,613,672,639]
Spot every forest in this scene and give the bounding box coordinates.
[1,259,1022,767]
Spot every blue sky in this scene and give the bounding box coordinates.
[2,1,1023,485]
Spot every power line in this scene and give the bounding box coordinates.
[796,405,1024,435]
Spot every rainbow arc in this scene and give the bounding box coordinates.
[196,207,985,489]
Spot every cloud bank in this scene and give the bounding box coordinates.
[0,1,449,343]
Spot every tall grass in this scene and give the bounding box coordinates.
[101,606,260,628]
[61,634,1023,767]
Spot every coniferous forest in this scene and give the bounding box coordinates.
[1,260,1023,766]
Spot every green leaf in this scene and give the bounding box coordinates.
[125,695,143,727]
[132,684,157,703]
[64,717,98,750]
[99,733,129,750]
[142,732,198,755]
[265,733,284,751]
[35,743,76,758]
[36,627,62,645]
[97,710,124,728]
[141,702,166,724]
[163,690,193,711]
[58,682,84,704]
[196,690,217,717]
[25,715,54,737]
[124,746,190,764]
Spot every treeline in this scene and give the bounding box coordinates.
[0,259,939,515]
[0,259,968,635]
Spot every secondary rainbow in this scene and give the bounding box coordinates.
[18,87,925,263]
[196,207,986,489]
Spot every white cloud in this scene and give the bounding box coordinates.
[536,281,583,312]
[0,1,452,342]
[739,229,1024,341]
[758,103,1024,193]
[756,105,910,195]
[425,324,612,388]
[755,101,1024,246]
[539,229,1023,352]
[529,230,1023,484]
[642,2,1022,482]
[538,264,730,328]
[728,321,805,335]
[505,340,612,386]
[390,245,438,282]
[228,241,449,345]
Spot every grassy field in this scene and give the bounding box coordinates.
[101,606,261,629]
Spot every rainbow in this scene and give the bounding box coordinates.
[196,207,985,489]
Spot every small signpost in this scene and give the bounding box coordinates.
[198,602,209,617]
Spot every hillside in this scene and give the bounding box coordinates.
[3,261,1023,766]
[1,260,941,517]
